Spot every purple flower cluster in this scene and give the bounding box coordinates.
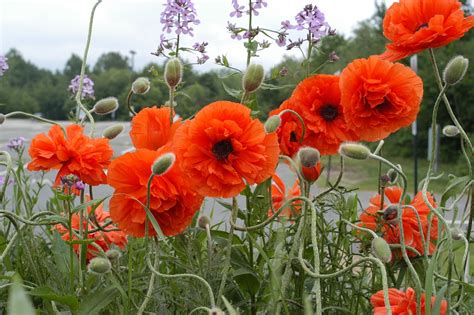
[68,75,95,100]
[192,42,209,64]
[0,55,9,76]
[60,174,85,191]
[6,137,25,151]
[160,0,200,36]
[230,0,268,18]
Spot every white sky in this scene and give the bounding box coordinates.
[0,0,396,72]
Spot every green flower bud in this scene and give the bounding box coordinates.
[450,228,464,241]
[0,113,5,125]
[151,152,176,176]
[88,257,112,274]
[338,143,371,160]
[443,55,469,86]
[106,249,122,261]
[93,97,119,115]
[131,77,151,95]
[208,308,224,315]
[297,147,320,168]
[371,237,392,263]
[264,115,281,133]
[103,124,124,140]
[198,215,211,229]
[164,58,183,89]
[387,169,398,184]
[442,125,460,137]
[242,64,264,93]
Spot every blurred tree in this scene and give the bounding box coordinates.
[93,52,130,74]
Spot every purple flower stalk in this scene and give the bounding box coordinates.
[68,75,95,100]
[160,0,200,36]
[0,55,9,76]
[6,137,26,151]
[197,54,209,64]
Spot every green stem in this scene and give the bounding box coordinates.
[137,237,159,315]
[246,0,253,66]
[127,89,137,116]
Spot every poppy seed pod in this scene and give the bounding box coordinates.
[443,56,469,86]
[198,215,211,229]
[242,64,264,93]
[264,115,281,133]
[387,169,398,184]
[164,58,183,89]
[442,125,460,137]
[371,237,392,263]
[103,124,124,140]
[88,257,112,274]
[131,77,151,95]
[151,152,176,176]
[93,97,119,115]
[106,249,122,261]
[450,228,464,241]
[297,147,321,168]
[0,113,5,125]
[338,143,371,160]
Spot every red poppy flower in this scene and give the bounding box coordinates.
[107,146,203,237]
[173,101,280,198]
[28,124,113,186]
[301,161,322,183]
[267,174,301,220]
[380,0,474,61]
[371,287,447,315]
[289,74,358,155]
[359,186,438,257]
[130,106,181,150]
[340,56,423,142]
[55,198,127,260]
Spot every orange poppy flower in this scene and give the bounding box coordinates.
[267,174,301,220]
[380,0,474,61]
[359,186,438,257]
[173,101,280,198]
[289,74,357,155]
[28,124,113,186]
[301,161,322,183]
[107,146,203,237]
[55,198,127,260]
[340,56,423,142]
[371,287,447,315]
[130,106,181,150]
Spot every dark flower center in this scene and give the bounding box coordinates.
[212,139,233,160]
[415,23,428,32]
[290,131,298,142]
[320,104,339,122]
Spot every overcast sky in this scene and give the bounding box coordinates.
[0,0,396,72]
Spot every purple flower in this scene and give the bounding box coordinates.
[6,137,25,151]
[192,42,208,53]
[275,33,287,47]
[74,181,85,191]
[228,22,242,40]
[230,0,245,18]
[197,54,209,64]
[68,75,95,100]
[328,51,340,62]
[0,55,8,76]
[160,0,200,37]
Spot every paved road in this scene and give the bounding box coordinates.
[0,119,469,227]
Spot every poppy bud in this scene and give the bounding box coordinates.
[0,113,5,125]
[442,125,460,137]
[106,249,122,261]
[383,205,398,224]
[151,152,176,176]
[93,97,119,115]
[242,64,264,93]
[264,115,281,133]
[338,143,371,160]
[208,308,224,315]
[164,58,183,89]
[450,228,464,241]
[103,124,124,140]
[198,215,211,229]
[88,257,112,274]
[132,77,151,95]
[380,174,390,188]
[443,55,469,86]
[387,169,398,183]
[301,162,322,183]
[297,147,320,168]
[371,237,392,263]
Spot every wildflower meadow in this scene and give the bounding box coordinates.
[0,0,473,314]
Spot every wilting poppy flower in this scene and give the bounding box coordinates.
[28,124,113,186]
[380,0,474,61]
[289,74,357,155]
[174,101,280,198]
[371,287,447,315]
[359,186,438,257]
[130,106,181,150]
[107,146,203,237]
[267,174,301,220]
[340,56,423,142]
[55,198,127,260]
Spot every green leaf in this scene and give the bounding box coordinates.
[78,287,118,315]
[29,286,79,310]
[432,284,448,315]
[233,268,260,296]
[222,296,240,315]
[8,274,35,315]
[260,83,295,90]
[221,81,242,99]
[440,175,470,207]
[71,197,108,214]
